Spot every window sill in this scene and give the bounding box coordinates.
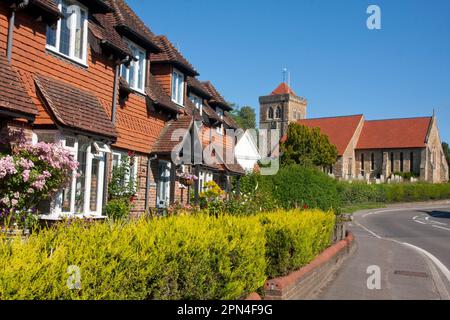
[46,46,88,68]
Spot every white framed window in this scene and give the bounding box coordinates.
[216,107,224,135]
[46,0,88,65]
[189,93,203,115]
[172,68,185,105]
[121,40,147,93]
[199,170,213,193]
[33,132,108,217]
[112,150,139,192]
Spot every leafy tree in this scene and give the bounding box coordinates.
[281,123,338,167]
[230,105,257,129]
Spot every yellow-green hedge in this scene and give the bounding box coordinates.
[0,210,335,300]
[261,209,335,277]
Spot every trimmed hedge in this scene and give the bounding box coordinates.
[245,165,341,211]
[0,209,335,300]
[261,209,335,278]
[339,182,450,205]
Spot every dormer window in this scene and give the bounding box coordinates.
[172,68,185,105]
[121,40,146,93]
[46,0,88,65]
[189,94,203,115]
[216,107,224,135]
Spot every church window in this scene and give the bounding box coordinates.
[361,153,365,173]
[410,152,414,173]
[390,152,394,173]
[371,153,375,170]
[275,107,282,119]
[268,107,274,119]
[400,152,404,172]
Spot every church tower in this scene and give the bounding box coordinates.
[259,82,307,138]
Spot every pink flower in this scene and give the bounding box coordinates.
[13,192,20,199]
[11,199,18,207]
[27,188,34,194]
[0,155,17,178]
[22,169,30,182]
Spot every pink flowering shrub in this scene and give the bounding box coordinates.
[0,130,78,229]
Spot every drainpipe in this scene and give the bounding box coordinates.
[145,154,158,212]
[102,57,129,210]
[7,0,30,63]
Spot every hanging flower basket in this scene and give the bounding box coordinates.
[179,174,198,187]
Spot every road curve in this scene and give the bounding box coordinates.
[317,202,450,300]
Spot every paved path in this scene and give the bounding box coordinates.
[317,201,450,300]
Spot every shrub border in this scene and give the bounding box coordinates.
[245,232,355,300]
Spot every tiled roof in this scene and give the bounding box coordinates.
[202,100,221,122]
[271,82,296,96]
[106,0,161,52]
[146,75,182,114]
[356,117,432,150]
[201,81,232,111]
[187,76,211,98]
[31,0,61,17]
[151,115,193,154]
[297,115,364,155]
[89,14,132,58]
[151,36,198,76]
[0,55,38,119]
[223,112,239,129]
[35,74,117,140]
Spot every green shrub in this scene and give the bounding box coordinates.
[261,209,335,278]
[0,215,267,300]
[338,182,386,204]
[103,198,131,220]
[0,209,336,300]
[339,181,450,206]
[258,165,341,211]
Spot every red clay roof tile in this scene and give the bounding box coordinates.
[34,74,117,140]
[356,117,432,150]
[151,36,198,76]
[0,55,38,119]
[151,114,193,154]
[106,0,161,52]
[201,81,232,111]
[271,82,296,96]
[297,115,364,155]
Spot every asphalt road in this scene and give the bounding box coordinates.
[317,201,450,300]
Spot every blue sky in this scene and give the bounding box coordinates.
[128,0,450,142]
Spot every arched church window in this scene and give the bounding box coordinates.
[268,107,274,119]
[275,107,282,119]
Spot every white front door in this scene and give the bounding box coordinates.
[157,161,171,208]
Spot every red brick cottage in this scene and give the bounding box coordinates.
[0,0,244,218]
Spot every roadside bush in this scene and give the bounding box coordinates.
[0,209,335,300]
[0,215,266,300]
[258,165,341,211]
[261,209,335,278]
[338,182,386,204]
[339,181,450,206]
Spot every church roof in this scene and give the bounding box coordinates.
[297,115,364,155]
[271,82,296,96]
[356,117,432,150]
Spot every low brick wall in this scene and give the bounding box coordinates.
[263,232,355,300]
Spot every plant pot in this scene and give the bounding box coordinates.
[180,178,194,186]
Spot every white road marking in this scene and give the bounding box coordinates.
[432,225,450,232]
[428,220,448,226]
[356,206,450,290]
[401,242,450,283]
[414,220,427,225]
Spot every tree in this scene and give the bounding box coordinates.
[281,123,338,167]
[230,105,256,129]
